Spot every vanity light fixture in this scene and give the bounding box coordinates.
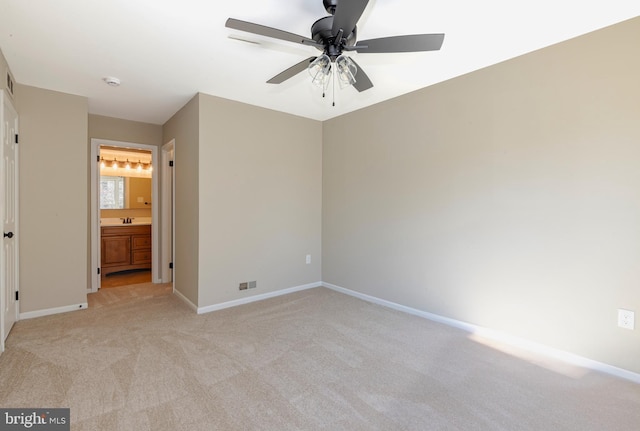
[100,156,153,174]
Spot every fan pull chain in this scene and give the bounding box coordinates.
[332,67,336,107]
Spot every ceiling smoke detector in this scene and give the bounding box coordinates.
[103,76,121,87]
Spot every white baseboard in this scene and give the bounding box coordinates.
[20,303,89,320]
[173,289,198,312]
[197,281,322,315]
[322,282,640,384]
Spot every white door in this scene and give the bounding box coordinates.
[1,91,19,349]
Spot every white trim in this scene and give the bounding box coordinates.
[90,138,161,292]
[20,303,88,320]
[90,141,100,292]
[173,289,197,312]
[161,139,175,284]
[322,282,640,384]
[197,282,322,315]
[322,282,479,332]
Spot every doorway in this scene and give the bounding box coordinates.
[1,90,19,352]
[90,139,159,293]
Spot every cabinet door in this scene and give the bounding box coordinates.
[102,236,131,266]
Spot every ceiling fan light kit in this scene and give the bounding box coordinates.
[226,0,444,102]
[309,54,332,88]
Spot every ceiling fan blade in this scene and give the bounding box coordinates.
[350,59,373,92]
[355,34,445,53]
[331,0,370,37]
[267,57,317,84]
[226,18,320,47]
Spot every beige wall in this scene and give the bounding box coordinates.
[323,18,640,373]
[162,95,200,305]
[197,94,322,306]
[88,114,162,147]
[16,85,89,312]
[163,93,322,308]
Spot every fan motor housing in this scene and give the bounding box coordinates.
[311,16,357,53]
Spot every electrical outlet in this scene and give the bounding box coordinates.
[306,254,311,264]
[239,282,248,291]
[617,309,635,330]
[248,281,256,289]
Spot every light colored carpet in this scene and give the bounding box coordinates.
[0,284,638,430]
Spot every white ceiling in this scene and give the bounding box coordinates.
[1,1,638,125]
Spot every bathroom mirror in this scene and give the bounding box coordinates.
[100,176,151,209]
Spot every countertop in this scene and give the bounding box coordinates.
[100,217,152,227]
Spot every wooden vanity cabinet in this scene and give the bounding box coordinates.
[101,225,151,277]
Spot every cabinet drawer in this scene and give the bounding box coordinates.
[132,235,152,250]
[132,250,152,264]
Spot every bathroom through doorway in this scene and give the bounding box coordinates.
[90,139,160,293]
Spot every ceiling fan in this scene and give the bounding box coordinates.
[225,0,445,93]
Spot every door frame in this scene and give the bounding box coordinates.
[161,139,175,286]
[0,90,19,353]
[90,138,159,292]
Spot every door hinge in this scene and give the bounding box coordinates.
[97,155,100,162]
[169,160,174,167]
[169,262,173,269]
[97,267,101,275]
[15,291,19,301]
[14,134,18,144]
